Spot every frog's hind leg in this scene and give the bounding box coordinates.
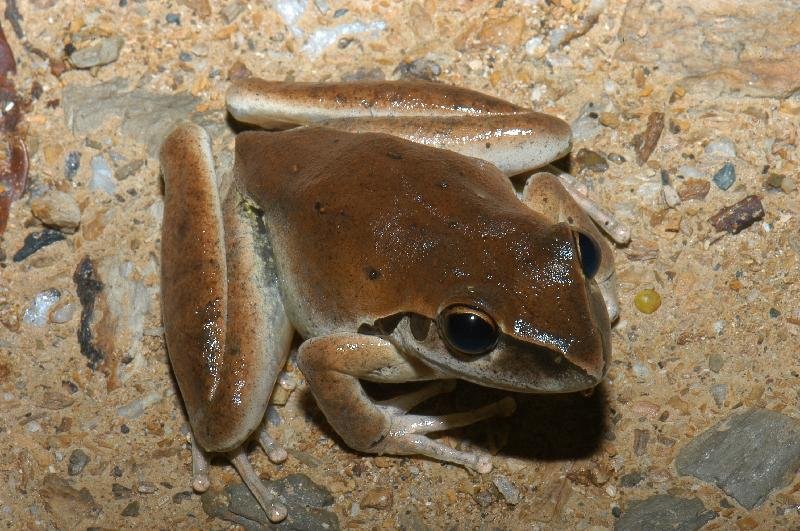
[298,334,513,474]
[522,171,620,321]
[161,123,293,522]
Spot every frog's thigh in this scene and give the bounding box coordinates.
[522,171,619,320]
[297,334,508,473]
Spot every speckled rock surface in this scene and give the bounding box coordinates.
[1,0,798,528]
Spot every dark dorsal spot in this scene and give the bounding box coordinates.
[387,151,402,160]
[313,201,325,213]
[365,266,381,280]
[485,142,491,149]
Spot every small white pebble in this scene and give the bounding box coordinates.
[25,421,42,433]
[713,320,725,335]
[22,289,61,327]
[89,155,117,194]
[632,362,650,379]
[51,303,77,324]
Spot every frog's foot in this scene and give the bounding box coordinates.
[298,333,511,474]
[257,424,288,464]
[378,396,517,473]
[376,379,457,415]
[227,448,288,523]
[544,165,631,245]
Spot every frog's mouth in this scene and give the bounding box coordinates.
[359,312,607,393]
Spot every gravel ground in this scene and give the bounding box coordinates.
[1,0,799,529]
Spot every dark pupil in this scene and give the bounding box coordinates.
[445,312,497,355]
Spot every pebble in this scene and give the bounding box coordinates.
[64,151,81,179]
[607,152,625,164]
[121,500,140,517]
[13,229,66,262]
[710,384,727,407]
[616,495,716,530]
[69,36,124,69]
[619,471,644,488]
[677,165,703,179]
[22,288,61,326]
[571,103,603,142]
[704,138,737,158]
[661,185,681,207]
[677,178,710,201]
[67,449,90,476]
[112,483,132,499]
[172,491,193,504]
[202,474,338,528]
[30,191,81,232]
[708,195,764,234]
[220,2,245,23]
[165,13,180,24]
[89,155,116,194]
[575,148,608,172]
[492,475,520,505]
[117,391,163,419]
[474,489,495,508]
[675,408,800,509]
[633,112,665,165]
[137,481,157,494]
[708,352,725,373]
[598,112,619,128]
[51,302,77,324]
[634,289,661,314]
[712,162,736,190]
[394,59,441,81]
[361,487,393,509]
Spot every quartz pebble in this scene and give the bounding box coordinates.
[89,155,116,194]
[22,288,61,326]
[704,138,737,158]
[31,191,81,232]
[710,384,727,407]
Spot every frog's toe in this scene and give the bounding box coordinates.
[228,447,288,523]
[190,435,211,492]
[257,425,288,464]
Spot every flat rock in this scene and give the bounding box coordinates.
[201,473,339,530]
[675,408,800,509]
[616,0,800,98]
[62,79,200,154]
[616,494,716,531]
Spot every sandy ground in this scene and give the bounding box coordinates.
[1,0,799,529]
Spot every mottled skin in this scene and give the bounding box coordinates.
[160,79,623,522]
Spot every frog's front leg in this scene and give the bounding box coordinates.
[160,123,293,523]
[297,333,515,473]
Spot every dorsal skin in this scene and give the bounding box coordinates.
[234,127,608,374]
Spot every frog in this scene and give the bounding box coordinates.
[159,78,629,522]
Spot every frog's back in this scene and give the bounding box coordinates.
[234,127,565,336]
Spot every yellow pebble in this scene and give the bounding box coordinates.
[634,289,661,314]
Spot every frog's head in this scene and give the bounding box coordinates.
[389,220,610,394]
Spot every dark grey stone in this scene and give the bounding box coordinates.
[202,473,339,530]
[615,494,716,531]
[712,162,736,190]
[675,408,800,509]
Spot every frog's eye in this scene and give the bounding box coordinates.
[438,305,499,356]
[575,232,601,279]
